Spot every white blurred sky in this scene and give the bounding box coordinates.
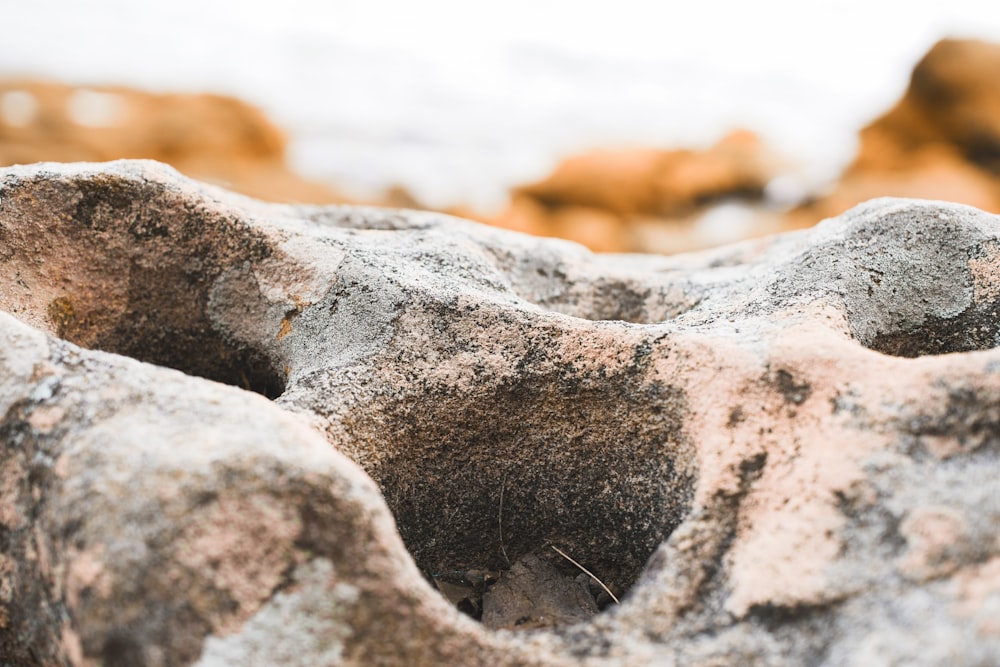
[3,0,1000,208]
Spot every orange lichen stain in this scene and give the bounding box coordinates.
[276,317,292,341]
[47,296,76,335]
[277,296,311,341]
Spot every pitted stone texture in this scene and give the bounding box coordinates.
[0,161,998,666]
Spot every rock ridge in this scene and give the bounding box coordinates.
[0,161,998,665]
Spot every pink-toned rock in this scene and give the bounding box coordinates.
[0,162,999,665]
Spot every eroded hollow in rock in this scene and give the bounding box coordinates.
[1,168,694,630]
[355,372,695,627]
[0,173,286,398]
[46,293,286,398]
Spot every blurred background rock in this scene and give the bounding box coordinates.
[3,1,1000,254]
[0,81,349,204]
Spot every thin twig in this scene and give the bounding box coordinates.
[498,471,510,567]
[550,545,620,605]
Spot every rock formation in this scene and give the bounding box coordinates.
[1,161,999,666]
[857,38,1000,176]
[0,80,348,205]
[488,129,778,253]
[792,38,1000,227]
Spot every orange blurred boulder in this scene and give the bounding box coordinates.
[515,129,773,219]
[489,130,776,252]
[792,38,1000,227]
[0,80,783,253]
[515,148,665,218]
[0,79,347,204]
[485,195,628,253]
[856,38,1000,174]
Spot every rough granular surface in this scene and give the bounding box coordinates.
[0,161,998,666]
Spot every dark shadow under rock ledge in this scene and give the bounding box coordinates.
[0,161,998,666]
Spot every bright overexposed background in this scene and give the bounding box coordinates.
[3,0,1000,210]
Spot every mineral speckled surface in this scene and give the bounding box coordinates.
[0,160,998,666]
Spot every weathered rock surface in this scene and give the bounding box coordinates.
[1,160,999,666]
